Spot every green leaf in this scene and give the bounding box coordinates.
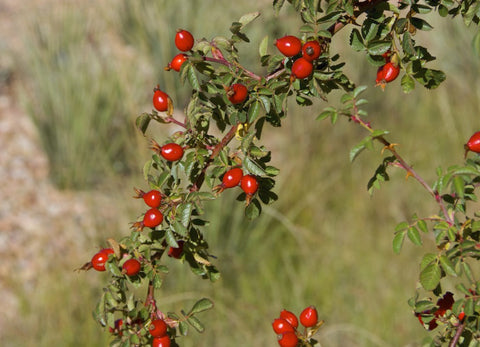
[439,255,457,277]
[353,85,368,98]
[171,220,188,237]
[366,41,391,55]
[187,315,205,333]
[243,157,266,176]
[259,35,269,57]
[186,64,200,91]
[136,113,151,135]
[189,298,214,315]
[417,220,428,233]
[349,29,364,51]
[407,226,422,246]
[401,74,415,93]
[247,100,261,123]
[393,231,406,254]
[472,31,480,58]
[420,263,442,291]
[402,32,416,56]
[420,253,437,271]
[410,17,433,31]
[178,203,193,227]
[179,321,189,336]
[245,198,261,220]
[349,141,367,162]
[238,12,260,26]
[165,229,179,248]
[453,176,465,198]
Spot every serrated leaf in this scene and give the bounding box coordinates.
[401,74,415,93]
[136,113,151,135]
[353,85,367,98]
[187,315,205,333]
[189,298,214,315]
[439,255,457,277]
[349,29,364,51]
[415,300,436,312]
[366,41,391,55]
[179,321,189,336]
[238,12,260,26]
[420,253,437,271]
[171,220,188,237]
[420,263,441,291]
[407,226,422,246]
[186,64,200,91]
[393,231,406,254]
[349,142,367,162]
[245,198,261,219]
[247,100,261,123]
[417,220,428,233]
[402,32,416,56]
[410,17,433,31]
[165,229,179,248]
[259,35,269,57]
[106,262,123,277]
[178,203,193,227]
[243,157,266,176]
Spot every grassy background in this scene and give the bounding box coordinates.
[6,0,480,346]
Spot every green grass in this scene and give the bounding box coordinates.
[8,1,480,346]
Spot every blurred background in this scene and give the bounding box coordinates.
[1,0,479,346]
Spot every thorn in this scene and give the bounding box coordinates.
[381,143,399,155]
[405,170,414,180]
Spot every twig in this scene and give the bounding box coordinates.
[449,322,465,347]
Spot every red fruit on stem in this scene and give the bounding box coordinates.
[153,89,169,112]
[122,258,141,276]
[152,335,171,347]
[222,168,243,188]
[91,249,113,272]
[149,319,168,338]
[227,83,248,104]
[458,311,466,322]
[291,57,313,79]
[240,175,258,195]
[168,53,187,72]
[277,331,299,347]
[272,318,295,334]
[302,40,322,61]
[299,306,318,328]
[161,143,184,161]
[275,35,302,57]
[175,29,194,52]
[143,190,162,208]
[466,131,480,154]
[143,208,164,228]
[168,241,185,259]
[376,62,400,85]
[280,309,298,329]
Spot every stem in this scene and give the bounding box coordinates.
[349,101,454,225]
[204,57,262,81]
[190,122,240,192]
[449,322,465,347]
[165,116,187,128]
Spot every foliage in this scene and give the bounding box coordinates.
[80,0,480,346]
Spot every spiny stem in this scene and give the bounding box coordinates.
[349,100,454,226]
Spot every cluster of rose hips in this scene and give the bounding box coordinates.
[274,35,323,80]
[90,248,141,276]
[106,316,172,346]
[165,29,193,72]
[272,306,322,347]
[213,167,259,204]
[375,51,400,88]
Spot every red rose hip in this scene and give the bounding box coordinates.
[91,250,111,272]
[152,335,171,347]
[227,83,248,104]
[302,40,322,61]
[175,29,194,52]
[143,208,164,228]
[240,175,258,195]
[376,62,400,85]
[149,319,168,337]
[291,57,313,79]
[168,53,187,72]
[280,309,298,329]
[122,258,141,276]
[299,306,318,328]
[161,143,184,161]
[277,331,298,347]
[466,131,480,154]
[272,318,295,334]
[143,190,162,208]
[168,240,185,259]
[153,89,170,112]
[222,168,243,188]
[275,35,302,57]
